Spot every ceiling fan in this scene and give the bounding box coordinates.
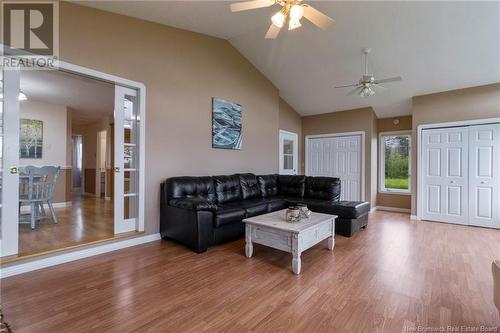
[230,0,334,39]
[335,48,402,97]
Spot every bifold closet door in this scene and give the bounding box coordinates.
[307,135,362,201]
[468,124,500,228]
[422,127,469,224]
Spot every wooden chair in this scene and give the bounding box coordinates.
[19,166,61,230]
[493,260,500,315]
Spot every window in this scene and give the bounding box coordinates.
[380,132,411,193]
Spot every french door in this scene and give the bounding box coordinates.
[279,130,298,175]
[1,68,20,257]
[114,86,140,234]
[0,68,141,258]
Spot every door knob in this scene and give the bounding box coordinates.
[114,167,120,173]
[10,166,19,174]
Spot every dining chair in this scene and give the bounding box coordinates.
[19,166,61,230]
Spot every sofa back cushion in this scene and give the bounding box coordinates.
[278,175,306,198]
[305,176,341,202]
[214,175,242,204]
[238,173,261,200]
[258,174,278,198]
[164,176,216,202]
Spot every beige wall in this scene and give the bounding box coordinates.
[301,107,378,207]
[411,83,500,214]
[279,98,303,174]
[376,116,412,210]
[59,3,284,234]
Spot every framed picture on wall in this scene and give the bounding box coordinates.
[20,119,43,158]
[212,97,242,150]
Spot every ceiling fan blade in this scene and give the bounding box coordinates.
[347,87,363,96]
[372,83,387,91]
[374,76,402,84]
[302,4,335,30]
[230,0,275,12]
[265,23,281,39]
[335,83,359,88]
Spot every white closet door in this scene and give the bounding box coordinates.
[422,127,469,224]
[468,124,500,228]
[331,136,361,201]
[307,135,362,201]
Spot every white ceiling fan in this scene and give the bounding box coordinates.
[335,48,402,97]
[230,0,334,39]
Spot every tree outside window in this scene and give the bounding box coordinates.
[381,134,411,192]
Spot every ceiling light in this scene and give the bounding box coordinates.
[289,5,304,21]
[288,19,302,31]
[360,87,375,97]
[18,91,28,101]
[271,10,286,28]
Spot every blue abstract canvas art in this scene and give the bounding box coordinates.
[212,97,242,150]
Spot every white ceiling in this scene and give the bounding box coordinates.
[76,1,500,117]
[20,69,114,125]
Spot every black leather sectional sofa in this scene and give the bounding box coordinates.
[160,174,370,253]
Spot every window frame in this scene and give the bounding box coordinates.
[379,131,412,195]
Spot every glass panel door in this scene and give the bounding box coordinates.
[279,130,298,175]
[114,86,139,234]
[1,68,20,257]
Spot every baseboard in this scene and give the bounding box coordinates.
[0,233,161,278]
[410,215,421,220]
[376,206,411,213]
[20,201,72,213]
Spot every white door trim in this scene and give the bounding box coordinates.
[416,117,500,220]
[305,131,365,201]
[279,129,298,175]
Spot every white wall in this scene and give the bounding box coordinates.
[20,100,68,167]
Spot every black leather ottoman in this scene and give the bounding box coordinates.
[332,201,371,237]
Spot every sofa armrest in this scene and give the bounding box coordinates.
[169,198,218,212]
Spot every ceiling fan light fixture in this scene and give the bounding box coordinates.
[360,87,375,98]
[288,18,302,30]
[271,10,286,28]
[289,4,304,21]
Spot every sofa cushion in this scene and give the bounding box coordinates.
[278,175,306,198]
[169,198,218,212]
[214,207,246,227]
[164,176,216,202]
[238,173,261,200]
[265,198,288,212]
[214,175,242,204]
[305,176,341,202]
[310,201,370,219]
[258,174,278,198]
[224,199,268,218]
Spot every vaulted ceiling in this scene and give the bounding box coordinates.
[76,1,500,118]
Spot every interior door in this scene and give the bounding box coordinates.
[468,124,500,228]
[422,127,469,224]
[279,130,298,175]
[307,135,362,201]
[114,86,139,234]
[1,68,20,257]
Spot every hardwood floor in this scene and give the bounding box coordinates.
[17,194,114,256]
[2,211,500,332]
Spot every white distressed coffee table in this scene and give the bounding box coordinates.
[243,209,337,274]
